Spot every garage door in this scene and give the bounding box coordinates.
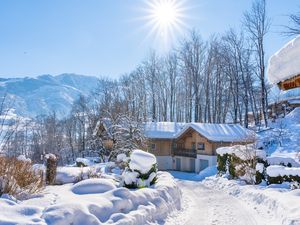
[200,159,209,171]
[190,158,195,172]
[176,158,181,171]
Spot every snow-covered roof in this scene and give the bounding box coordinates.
[145,122,255,142]
[174,123,256,142]
[268,35,300,84]
[144,122,186,139]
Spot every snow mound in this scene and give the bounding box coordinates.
[0,198,44,225]
[196,166,217,180]
[266,165,300,177]
[71,178,116,195]
[1,172,181,225]
[129,149,157,174]
[268,35,300,84]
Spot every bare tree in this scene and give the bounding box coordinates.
[243,0,270,127]
[283,8,300,36]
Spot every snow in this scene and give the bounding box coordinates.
[268,35,300,84]
[266,165,300,177]
[257,107,300,162]
[71,178,116,195]
[16,155,31,163]
[216,145,266,160]
[201,176,300,225]
[175,123,256,142]
[129,149,157,174]
[267,156,300,167]
[0,171,181,225]
[76,157,93,166]
[116,153,128,162]
[256,163,264,173]
[144,122,185,139]
[55,164,106,184]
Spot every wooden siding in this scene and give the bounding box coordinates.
[175,128,214,156]
[148,139,172,156]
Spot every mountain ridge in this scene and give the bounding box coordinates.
[0,74,100,118]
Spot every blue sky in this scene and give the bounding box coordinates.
[0,0,299,78]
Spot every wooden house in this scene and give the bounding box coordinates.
[145,122,256,172]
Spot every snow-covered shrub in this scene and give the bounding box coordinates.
[0,156,44,199]
[266,165,300,184]
[115,153,129,170]
[76,158,93,167]
[122,150,157,188]
[217,145,267,184]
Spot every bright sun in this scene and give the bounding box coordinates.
[143,0,187,49]
[152,1,178,27]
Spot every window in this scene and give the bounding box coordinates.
[197,143,205,150]
[151,143,156,150]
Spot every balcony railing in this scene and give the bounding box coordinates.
[173,148,197,158]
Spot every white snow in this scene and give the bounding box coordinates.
[55,164,106,184]
[266,165,300,177]
[71,178,116,195]
[116,153,128,163]
[144,122,185,139]
[268,35,300,84]
[76,157,93,166]
[201,176,300,225]
[256,163,264,173]
[16,155,31,163]
[0,171,181,225]
[129,149,157,174]
[175,123,256,142]
[267,156,300,167]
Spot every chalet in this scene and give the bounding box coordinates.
[268,35,300,91]
[145,122,255,172]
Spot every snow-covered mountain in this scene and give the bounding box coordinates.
[0,74,99,118]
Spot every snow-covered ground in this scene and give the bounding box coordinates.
[257,107,300,161]
[0,170,181,225]
[163,171,300,225]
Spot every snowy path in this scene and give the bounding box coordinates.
[163,172,278,225]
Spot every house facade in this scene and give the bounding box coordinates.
[145,122,255,173]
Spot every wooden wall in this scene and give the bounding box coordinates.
[148,139,172,156]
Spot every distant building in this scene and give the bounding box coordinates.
[268,36,300,90]
[145,122,255,173]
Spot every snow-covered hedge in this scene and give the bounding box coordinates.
[267,156,300,167]
[216,145,267,184]
[267,165,300,184]
[122,149,157,188]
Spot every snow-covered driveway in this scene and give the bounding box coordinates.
[163,172,279,225]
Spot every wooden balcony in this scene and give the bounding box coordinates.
[173,148,197,158]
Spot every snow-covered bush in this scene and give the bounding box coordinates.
[217,145,267,184]
[115,153,129,170]
[266,165,300,184]
[122,150,157,188]
[0,156,44,199]
[76,158,93,167]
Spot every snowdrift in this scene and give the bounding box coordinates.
[203,176,300,225]
[0,172,181,225]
